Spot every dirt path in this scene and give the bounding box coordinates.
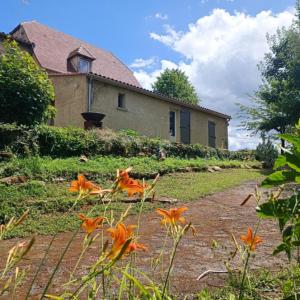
[0,181,286,299]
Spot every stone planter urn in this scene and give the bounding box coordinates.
[81,112,105,130]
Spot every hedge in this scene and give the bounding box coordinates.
[0,123,255,160]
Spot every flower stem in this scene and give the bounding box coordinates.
[102,272,106,299]
[162,231,182,299]
[238,251,250,300]
[24,235,55,300]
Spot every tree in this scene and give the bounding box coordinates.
[0,39,55,126]
[152,68,199,105]
[240,2,300,147]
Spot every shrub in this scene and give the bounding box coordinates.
[0,123,39,156]
[0,39,55,125]
[0,123,256,160]
[255,134,278,168]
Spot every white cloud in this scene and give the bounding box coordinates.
[145,12,168,21]
[130,57,156,69]
[150,24,181,46]
[133,59,178,90]
[135,8,295,150]
[155,13,168,20]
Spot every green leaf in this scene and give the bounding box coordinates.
[122,271,152,298]
[118,264,130,300]
[285,152,300,172]
[273,243,291,260]
[282,225,293,243]
[261,170,297,186]
[228,294,236,300]
[274,155,287,169]
[279,218,288,232]
[279,134,300,148]
[257,195,300,220]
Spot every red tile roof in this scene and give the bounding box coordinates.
[11,21,141,87]
[68,46,95,60]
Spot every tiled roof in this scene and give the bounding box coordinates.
[10,21,141,86]
[50,72,231,120]
[68,46,95,60]
[0,32,34,53]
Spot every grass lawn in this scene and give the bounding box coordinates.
[0,156,261,180]
[157,168,263,201]
[1,167,264,238]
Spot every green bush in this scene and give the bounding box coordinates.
[0,39,55,125]
[0,123,255,160]
[0,123,39,156]
[255,135,278,168]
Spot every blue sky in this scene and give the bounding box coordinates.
[1,0,295,65]
[1,0,297,149]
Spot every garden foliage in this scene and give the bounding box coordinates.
[255,134,278,168]
[257,119,300,260]
[0,39,55,125]
[0,123,254,160]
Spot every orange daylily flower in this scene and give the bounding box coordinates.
[78,214,105,234]
[69,174,106,195]
[116,168,148,197]
[107,223,147,259]
[241,227,262,251]
[156,206,188,226]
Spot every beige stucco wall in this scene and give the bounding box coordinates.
[92,81,170,140]
[190,110,228,148]
[49,74,228,148]
[50,74,87,128]
[91,80,229,148]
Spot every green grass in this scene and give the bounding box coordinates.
[1,168,264,238]
[157,169,263,201]
[0,155,261,181]
[196,266,300,299]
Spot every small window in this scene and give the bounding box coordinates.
[208,121,216,148]
[169,111,176,137]
[117,93,126,109]
[78,57,91,73]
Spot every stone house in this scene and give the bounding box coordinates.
[6,21,230,148]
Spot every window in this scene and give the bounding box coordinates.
[78,57,91,73]
[169,111,176,137]
[208,121,216,148]
[117,93,126,109]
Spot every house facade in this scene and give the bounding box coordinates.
[6,21,230,148]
